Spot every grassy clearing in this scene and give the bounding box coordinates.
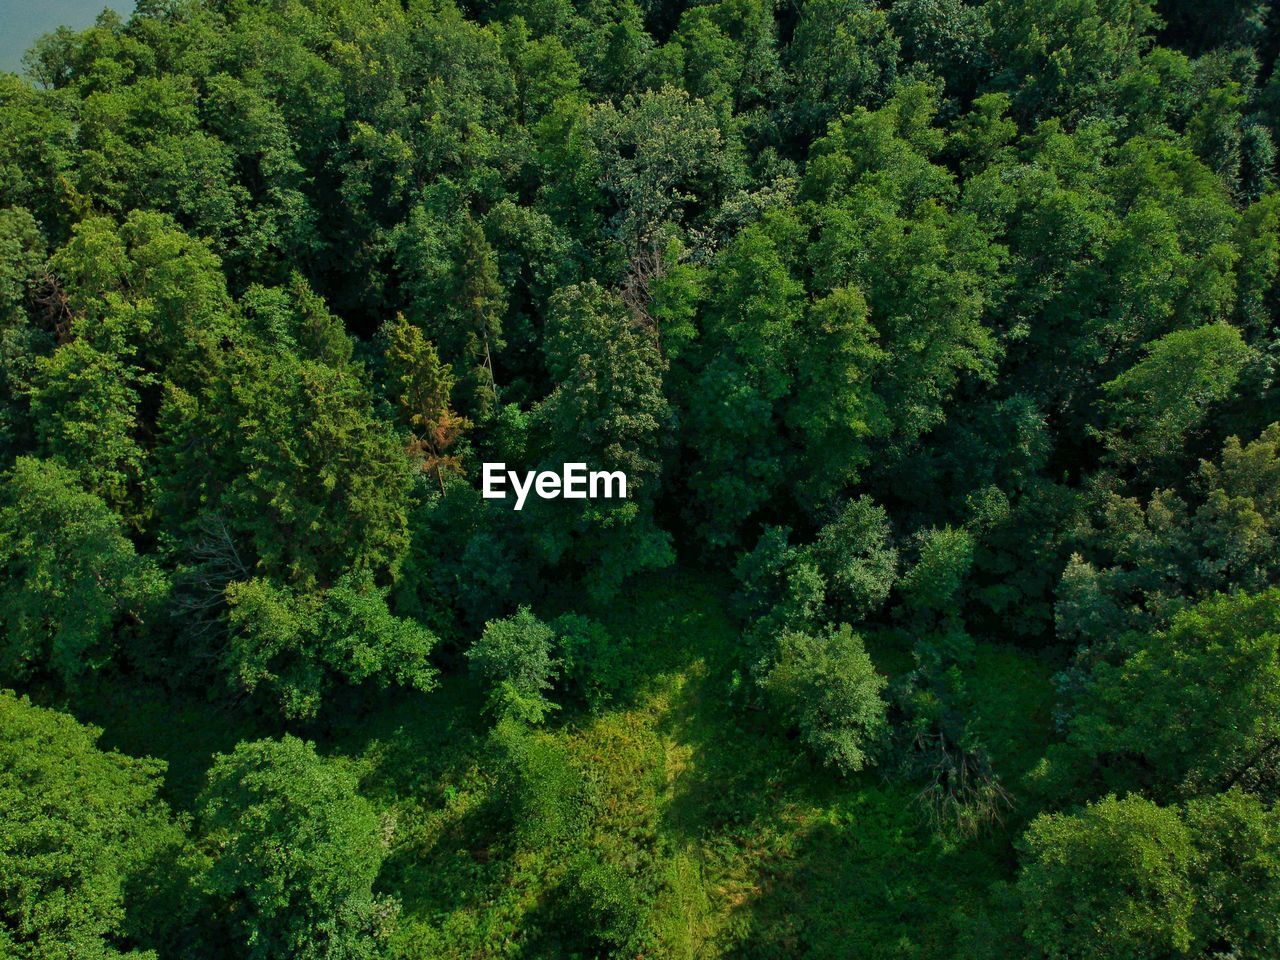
[65,567,1055,958]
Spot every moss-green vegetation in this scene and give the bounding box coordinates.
[63,572,1054,958]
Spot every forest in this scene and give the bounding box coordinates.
[2,0,1280,957]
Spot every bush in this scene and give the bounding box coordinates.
[762,624,889,773]
[553,612,624,711]
[468,606,559,723]
[488,717,585,846]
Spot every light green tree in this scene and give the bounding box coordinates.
[199,736,397,960]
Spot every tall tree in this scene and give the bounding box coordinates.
[0,457,166,685]
[199,737,397,960]
[0,692,186,960]
[382,313,470,492]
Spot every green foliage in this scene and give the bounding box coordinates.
[225,572,438,720]
[1019,794,1196,960]
[582,86,740,253]
[683,215,804,544]
[785,0,899,141]
[733,525,827,649]
[560,855,649,957]
[381,313,470,490]
[811,496,898,622]
[889,0,991,98]
[28,332,149,517]
[1099,323,1251,466]
[1057,423,1280,652]
[553,612,624,711]
[805,83,1003,450]
[4,0,1280,955]
[1070,588,1280,800]
[487,716,585,846]
[762,624,889,773]
[468,606,559,723]
[900,525,974,622]
[1020,789,1280,960]
[199,736,395,960]
[788,286,887,506]
[529,280,674,596]
[0,207,44,327]
[0,692,184,960]
[49,212,234,383]
[394,479,530,635]
[0,457,167,685]
[989,0,1160,120]
[1183,788,1280,957]
[165,348,414,590]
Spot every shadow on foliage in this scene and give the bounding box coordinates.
[721,799,1023,960]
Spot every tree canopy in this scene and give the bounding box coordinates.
[4,0,1280,956]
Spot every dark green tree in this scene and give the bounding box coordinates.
[1019,794,1196,960]
[468,606,560,723]
[225,572,438,720]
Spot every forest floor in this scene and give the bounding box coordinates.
[76,568,1056,959]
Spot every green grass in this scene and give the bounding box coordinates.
[65,568,1056,958]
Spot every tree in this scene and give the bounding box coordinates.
[530,281,674,596]
[1160,0,1270,53]
[468,606,559,723]
[1184,788,1280,958]
[988,0,1160,121]
[0,457,167,685]
[888,0,991,100]
[1018,794,1196,960]
[787,287,887,507]
[665,0,783,124]
[785,0,900,143]
[458,215,505,412]
[733,525,827,654]
[382,313,470,491]
[1098,323,1251,467]
[392,207,508,420]
[683,215,802,545]
[0,206,44,328]
[199,736,396,960]
[224,572,438,720]
[804,84,1003,452]
[900,525,974,624]
[1056,423,1280,653]
[1020,790,1280,960]
[810,496,898,623]
[0,207,50,462]
[585,86,738,255]
[163,349,414,591]
[536,281,670,493]
[0,692,185,960]
[27,333,149,517]
[48,212,235,387]
[761,624,888,773]
[553,612,624,712]
[1070,588,1280,800]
